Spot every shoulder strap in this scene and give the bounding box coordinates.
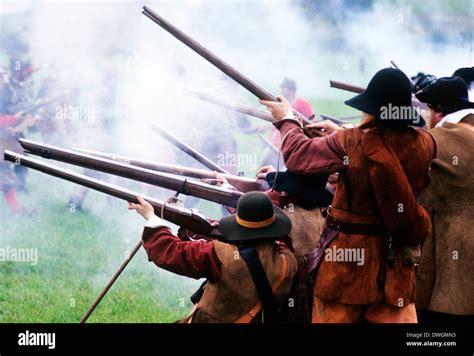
[190,280,208,304]
[238,245,279,324]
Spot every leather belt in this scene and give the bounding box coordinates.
[326,213,389,236]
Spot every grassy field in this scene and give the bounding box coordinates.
[0,167,201,323]
[0,97,351,323]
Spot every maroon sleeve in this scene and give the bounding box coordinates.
[0,115,17,128]
[274,120,347,175]
[142,226,221,282]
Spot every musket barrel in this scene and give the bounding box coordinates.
[319,114,346,126]
[258,134,279,155]
[329,80,365,94]
[184,89,274,122]
[329,79,428,111]
[74,148,266,192]
[142,6,311,125]
[19,139,242,208]
[148,122,230,174]
[390,60,415,85]
[142,6,274,101]
[3,150,221,237]
[75,148,215,178]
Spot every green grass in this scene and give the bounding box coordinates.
[0,168,200,323]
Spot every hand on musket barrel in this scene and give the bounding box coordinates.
[201,171,235,190]
[127,195,219,241]
[201,172,240,215]
[259,95,294,122]
[128,195,155,220]
[259,96,348,137]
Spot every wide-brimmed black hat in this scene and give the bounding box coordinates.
[219,192,291,242]
[345,68,423,127]
[414,75,474,109]
[265,171,333,209]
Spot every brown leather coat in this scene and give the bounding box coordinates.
[186,240,298,323]
[314,127,435,307]
[417,120,474,315]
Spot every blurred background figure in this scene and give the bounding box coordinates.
[262,78,314,167]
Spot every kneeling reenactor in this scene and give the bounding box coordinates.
[129,191,298,323]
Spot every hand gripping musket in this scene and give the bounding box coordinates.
[74,147,267,192]
[19,139,242,208]
[3,150,222,323]
[184,88,274,122]
[141,6,314,127]
[148,122,230,174]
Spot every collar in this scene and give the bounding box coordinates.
[436,109,474,128]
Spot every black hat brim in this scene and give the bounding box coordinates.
[345,92,380,117]
[218,205,291,242]
[346,93,426,127]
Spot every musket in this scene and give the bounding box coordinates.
[340,114,363,121]
[329,79,428,111]
[185,89,347,132]
[142,6,312,126]
[148,122,230,174]
[80,239,143,323]
[390,60,415,86]
[74,147,267,192]
[389,60,400,70]
[19,139,242,208]
[319,114,347,126]
[3,150,222,238]
[329,80,365,94]
[4,149,222,324]
[184,88,274,122]
[258,134,279,155]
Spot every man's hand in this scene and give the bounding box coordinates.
[259,95,293,122]
[256,165,276,180]
[305,120,343,135]
[128,195,155,220]
[201,172,236,190]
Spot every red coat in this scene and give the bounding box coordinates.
[0,114,16,128]
[142,226,293,282]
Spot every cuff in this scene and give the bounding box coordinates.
[145,214,170,229]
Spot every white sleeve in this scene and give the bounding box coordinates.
[145,214,171,229]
